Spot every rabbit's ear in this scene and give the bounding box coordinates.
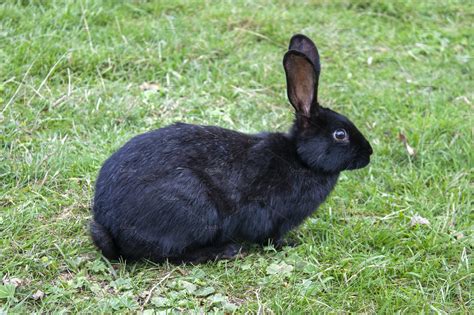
[283,50,319,118]
[284,35,321,118]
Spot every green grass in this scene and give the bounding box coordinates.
[1,0,472,313]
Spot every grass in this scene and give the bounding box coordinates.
[0,0,472,313]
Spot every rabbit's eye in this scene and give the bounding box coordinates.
[333,129,348,142]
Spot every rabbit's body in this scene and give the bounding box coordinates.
[91,35,373,263]
[93,123,338,262]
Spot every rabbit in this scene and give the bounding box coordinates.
[90,34,373,264]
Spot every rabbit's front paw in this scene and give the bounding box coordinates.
[218,243,245,260]
[274,238,299,249]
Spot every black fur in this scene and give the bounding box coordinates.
[91,34,372,263]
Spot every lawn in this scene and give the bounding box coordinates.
[1,0,472,313]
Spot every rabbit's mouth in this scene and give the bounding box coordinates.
[346,155,371,170]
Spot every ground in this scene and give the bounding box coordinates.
[0,0,472,313]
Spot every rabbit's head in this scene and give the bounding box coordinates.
[284,35,373,174]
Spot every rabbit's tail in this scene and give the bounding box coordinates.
[90,220,119,260]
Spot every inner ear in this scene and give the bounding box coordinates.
[283,52,316,117]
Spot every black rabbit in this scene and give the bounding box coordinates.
[91,34,373,263]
